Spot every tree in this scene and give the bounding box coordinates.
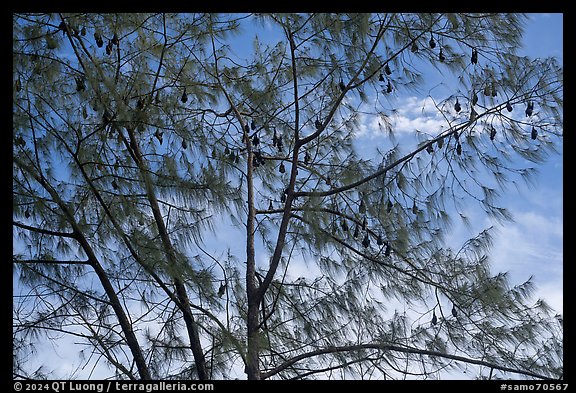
[13,13,563,380]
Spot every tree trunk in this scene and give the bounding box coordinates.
[91,261,152,380]
[245,131,261,380]
[126,128,209,379]
[14,157,152,380]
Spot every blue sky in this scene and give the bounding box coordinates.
[372,13,563,313]
[204,15,564,363]
[479,13,563,313]
[14,13,563,379]
[307,13,564,313]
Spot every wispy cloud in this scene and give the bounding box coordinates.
[353,93,563,315]
[488,209,563,313]
[355,95,449,140]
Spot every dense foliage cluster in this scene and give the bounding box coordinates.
[13,13,562,380]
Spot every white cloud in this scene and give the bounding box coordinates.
[354,95,450,140]
[536,281,563,314]
[488,209,563,313]
[394,114,445,135]
[350,92,563,318]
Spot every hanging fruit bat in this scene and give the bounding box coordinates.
[75,77,85,92]
[341,220,349,232]
[432,311,438,326]
[525,101,534,117]
[471,48,478,64]
[470,107,478,122]
[24,207,30,218]
[384,242,391,257]
[94,33,103,48]
[353,225,359,239]
[384,64,392,75]
[438,48,445,62]
[268,201,273,210]
[181,89,188,103]
[326,176,332,186]
[81,27,86,36]
[280,192,286,203]
[102,110,112,126]
[411,42,418,53]
[112,180,118,190]
[386,80,393,94]
[362,234,370,248]
[454,98,461,113]
[376,233,383,246]
[506,101,513,112]
[472,91,478,106]
[251,120,256,130]
[490,127,497,141]
[154,129,163,145]
[276,136,283,151]
[218,281,226,297]
[105,41,112,55]
[252,134,259,147]
[272,129,278,147]
[182,139,188,149]
[359,199,366,214]
[339,78,346,92]
[315,118,322,130]
[304,151,311,164]
[437,137,444,149]
[456,142,462,156]
[379,73,385,82]
[387,200,393,213]
[412,200,418,214]
[531,126,538,140]
[362,216,367,230]
[491,82,497,97]
[111,33,119,46]
[451,304,458,318]
[254,151,265,167]
[429,35,436,49]
[331,222,338,235]
[426,144,434,154]
[483,83,491,97]
[279,162,285,173]
[224,146,230,155]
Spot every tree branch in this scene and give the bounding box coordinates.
[261,342,553,380]
[14,258,91,265]
[294,120,469,198]
[13,156,151,380]
[13,221,78,239]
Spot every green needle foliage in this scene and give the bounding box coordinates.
[13,13,562,380]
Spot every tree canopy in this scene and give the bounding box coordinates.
[13,13,563,380]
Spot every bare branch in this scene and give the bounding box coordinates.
[262,343,552,380]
